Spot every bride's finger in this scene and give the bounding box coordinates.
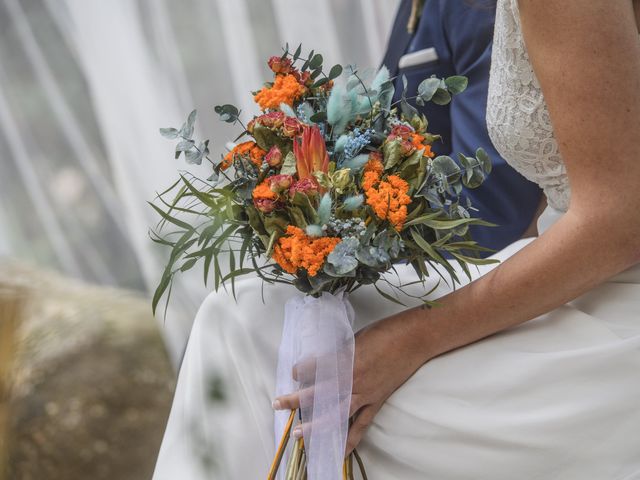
[349,393,365,417]
[292,357,317,383]
[345,404,379,455]
[272,391,301,410]
[272,384,315,410]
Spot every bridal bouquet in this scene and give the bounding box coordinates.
[151,45,493,479]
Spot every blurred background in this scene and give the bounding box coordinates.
[0,0,398,478]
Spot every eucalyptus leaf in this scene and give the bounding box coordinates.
[187,109,197,129]
[444,76,468,95]
[432,88,452,105]
[356,245,390,268]
[309,53,323,69]
[326,237,359,275]
[160,127,179,139]
[214,104,240,123]
[185,149,203,165]
[301,49,314,71]
[312,77,330,88]
[417,77,440,102]
[180,121,194,140]
[462,167,486,189]
[476,147,492,173]
[328,64,343,79]
[308,272,335,293]
[378,80,395,112]
[176,140,195,152]
[431,155,461,184]
[400,97,418,119]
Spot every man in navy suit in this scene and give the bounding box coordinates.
[383,0,543,252]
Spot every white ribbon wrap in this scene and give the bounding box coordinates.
[274,292,355,480]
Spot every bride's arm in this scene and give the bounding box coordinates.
[408,0,640,365]
[275,0,640,451]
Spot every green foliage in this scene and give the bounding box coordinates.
[416,75,468,107]
[150,44,497,314]
[214,104,240,123]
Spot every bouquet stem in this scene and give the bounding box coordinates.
[268,409,369,480]
[267,409,296,480]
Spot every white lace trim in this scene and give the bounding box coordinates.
[487,0,570,212]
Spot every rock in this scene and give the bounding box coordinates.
[0,260,175,480]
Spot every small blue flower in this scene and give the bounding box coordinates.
[343,128,372,160]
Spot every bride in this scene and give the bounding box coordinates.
[154,0,640,478]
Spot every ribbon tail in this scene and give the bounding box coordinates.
[274,292,355,480]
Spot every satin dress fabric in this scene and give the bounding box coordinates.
[153,206,640,479]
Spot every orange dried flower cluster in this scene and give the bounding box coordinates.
[252,180,277,201]
[272,226,340,277]
[222,141,266,169]
[364,153,384,176]
[363,168,411,231]
[254,74,306,111]
[362,154,384,191]
[410,133,435,158]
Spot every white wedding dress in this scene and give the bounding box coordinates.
[153,0,640,478]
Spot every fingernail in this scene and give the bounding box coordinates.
[292,426,302,439]
[272,399,282,410]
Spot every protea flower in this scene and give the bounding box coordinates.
[289,177,320,197]
[294,125,330,180]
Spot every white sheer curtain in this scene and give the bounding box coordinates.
[0,0,399,365]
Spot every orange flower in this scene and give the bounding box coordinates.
[272,226,340,277]
[364,152,384,176]
[254,74,306,111]
[388,125,435,159]
[362,171,380,191]
[252,179,280,213]
[222,141,266,169]
[252,180,277,201]
[294,125,330,180]
[421,144,435,158]
[364,173,411,231]
[410,133,435,158]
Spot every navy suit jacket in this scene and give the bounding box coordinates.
[383,0,542,252]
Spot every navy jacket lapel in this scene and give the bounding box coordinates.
[381,0,415,75]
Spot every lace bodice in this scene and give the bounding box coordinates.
[487,0,570,212]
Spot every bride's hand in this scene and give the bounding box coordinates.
[273,307,432,454]
[346,309,430,453]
